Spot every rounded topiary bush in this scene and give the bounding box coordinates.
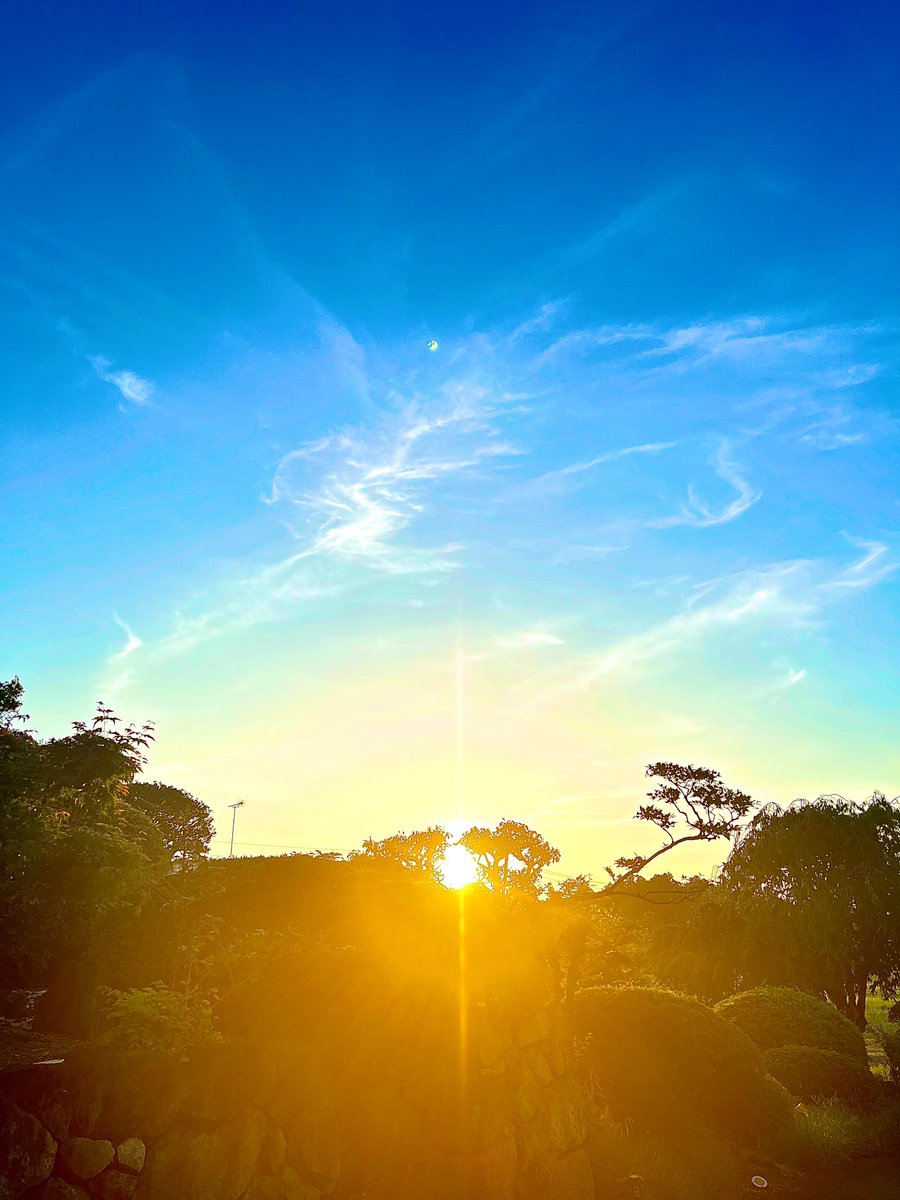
[714,987,866,1064]
[574,986,793,1143]
[764,1045,876,1107]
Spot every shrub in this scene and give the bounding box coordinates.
[764,1045,876,1107]
[100,985,220,1056]
[574,986,793,1144]
[872,1025,900,1083]
[715,987,867,1064]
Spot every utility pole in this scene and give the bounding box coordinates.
[228,800,245,857]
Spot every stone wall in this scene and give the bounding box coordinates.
[0,1002,593,1200]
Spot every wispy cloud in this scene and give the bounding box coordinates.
[525,537,897,704]
[562,178,695,264]
[269,390,522,575]
[99,614,143,698]
[494,630,564,650]
[824,537,898,592]
[88,355,154,406]
[646,440,761,529]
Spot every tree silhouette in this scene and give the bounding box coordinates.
[606,762,754,888]
[459,819,560,899]
[722,793,900,1027]
[361,826,450,881]
[128,781,214,861]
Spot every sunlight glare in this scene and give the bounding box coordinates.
[439,842,479,889]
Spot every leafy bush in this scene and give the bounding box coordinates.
[574,985,793,1144]
[871,1025,900,1083]
[715,986,867,1064]
[101,985,220,1056]
[764,1045,876,1107]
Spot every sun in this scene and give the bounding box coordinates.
[438,843,479,889]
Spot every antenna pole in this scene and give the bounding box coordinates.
[228,801,245,857]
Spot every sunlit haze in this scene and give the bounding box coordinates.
[3,3,899,881]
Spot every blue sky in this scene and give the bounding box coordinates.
[2,1,899,873]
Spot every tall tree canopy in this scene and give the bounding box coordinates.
[360,826,450,881]
[459,819,560,899]
[607,762,754,887]
[721,793,900,1027]
[128,781,214,861]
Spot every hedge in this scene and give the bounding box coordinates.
[574,986,794,1144]
[714,987,866,1064]
[764,1044,876,1107]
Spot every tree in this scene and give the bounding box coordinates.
[721,793,900,1027]
[458,819,560,899]
[606,762,754,888]
[128,781,214,861]
[360,826,450,881]
[0,681,167,998]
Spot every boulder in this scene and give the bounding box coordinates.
[0,1095,57,1199]
[280,1169,320,1200]
[136,1110,265,1200]
[91,1168,138,1200]
[547,1078,586,1154]
[59,1138,115,1181]
[543,1149,593,1200]
[515,1008,550,1049]
[257,1128,286,1176]
[243,1176,283,1200]
[45,1181,89,1200]
[114,1140,145,1174]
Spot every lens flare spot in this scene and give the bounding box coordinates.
[439,843,479,889]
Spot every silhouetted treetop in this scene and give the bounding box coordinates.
[360,826,450,882]
[459,819,560,899]
[607,762,754,887]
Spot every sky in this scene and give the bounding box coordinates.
[1,0,899,878]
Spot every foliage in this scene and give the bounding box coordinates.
[764,1045,877,1107]
[459,819,560,898]
[870,1024,900,1083]
[606,762,754,886]
[585,1116,749,1200]
[722,794,900,1026]
[0,677,29,730]
[100,984,220,1055]
[128,781,214,860]
[0,680,194,989]
[360,825,449,881]
[574,985,791,1143]
[714,986,867,1064]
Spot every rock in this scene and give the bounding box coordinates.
[115,1140,145,1174]
[531,1051,554,1087]
[548,1078,586,1155]
[511,1063,541,1123]
[0,1063,71,1141]
[543,1149,593,1200]
[60,1138,115,1181]
[280,1168,320,1200]
[136,1109,265,1200]
[85,1054,188,1141]
[0,1095,57,1198]
[44,1181,90,1200]
[470,1129,518,1200]
[475,1020,513,1069]
[515,1007,550,1049]
[243,1176,284,1200]
[91,1169,138,1200]
[180,1045,280,1125]
[257,1128,286,1176]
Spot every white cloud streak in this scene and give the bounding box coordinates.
[89,355,154,405]
[646,440,761,529]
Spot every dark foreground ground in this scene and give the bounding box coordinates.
[782,1155,900,1199]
